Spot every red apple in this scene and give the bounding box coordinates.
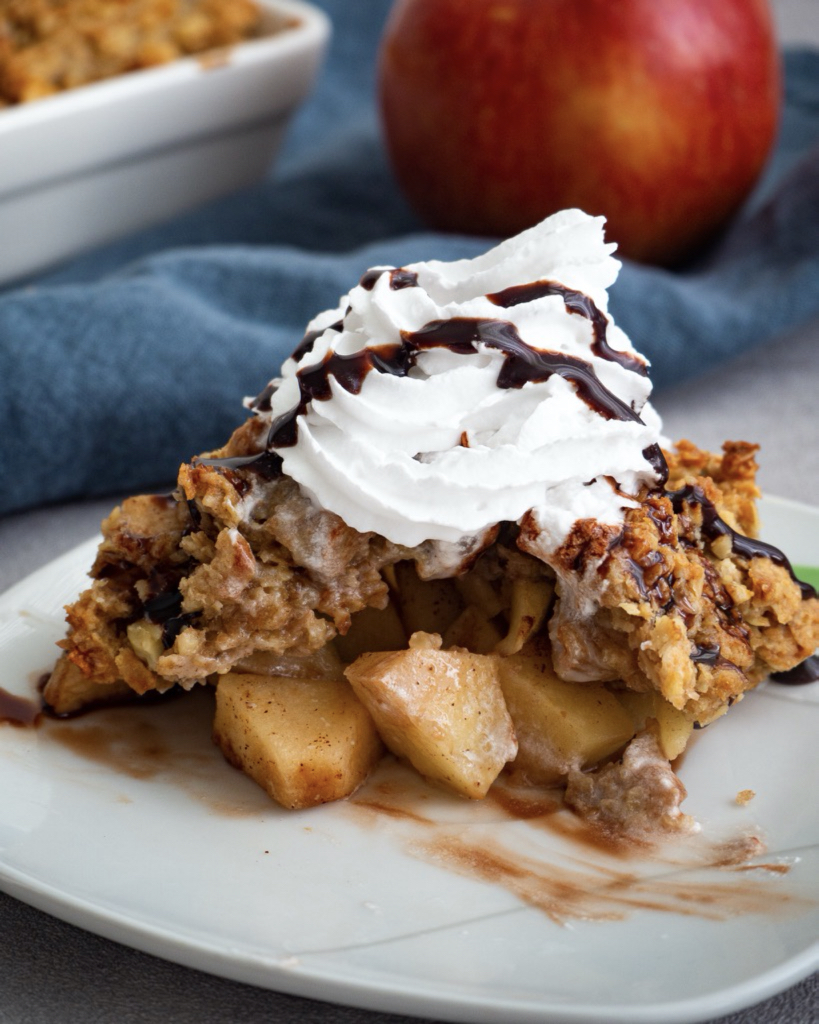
[378,0,781,265]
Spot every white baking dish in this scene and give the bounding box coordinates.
[0,0,330,285]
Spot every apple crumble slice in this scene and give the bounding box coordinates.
[44,212,819,837]
[47,430,819,834]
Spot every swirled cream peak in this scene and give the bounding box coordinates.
[255,210,664,553]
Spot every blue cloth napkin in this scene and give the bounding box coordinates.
[1,1,818,518]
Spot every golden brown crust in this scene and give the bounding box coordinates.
[0,0,262,104]
[59,417,401,693]
[56,435,819,740]
[520,442,819,724]
[665,439,760,537]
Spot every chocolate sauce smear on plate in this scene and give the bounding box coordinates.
[347,763,808,926]
[13,688,271,816]
[0,686,41,726]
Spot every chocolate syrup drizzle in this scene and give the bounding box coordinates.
[661,483,817,686]
[287,318,345,369]
[642,443,669,485]
[142,589,200,649]
[263,315,643,453]
[247,380,277,415]
[770,654,819,685]
[691,642,721,666]
[359,267,419,291]
[667,484,815,600]
[488,279,648,377]
[195,450,283,478]
[249,271,419,415]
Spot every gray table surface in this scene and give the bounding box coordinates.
[2,3,818,1019]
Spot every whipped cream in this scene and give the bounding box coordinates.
[254,210,665,557]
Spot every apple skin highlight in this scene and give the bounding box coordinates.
[378,0,781,266]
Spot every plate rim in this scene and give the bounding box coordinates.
[0,849,816,1024]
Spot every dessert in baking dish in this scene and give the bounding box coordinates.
[46,210,819,834]
[0,0,264,105]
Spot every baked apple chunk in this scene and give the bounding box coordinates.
[345,631,517,799]
[213,672,384,810]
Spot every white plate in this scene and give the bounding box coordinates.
[0,494,817,1024]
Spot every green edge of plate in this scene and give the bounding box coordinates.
[794,564,819,591]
